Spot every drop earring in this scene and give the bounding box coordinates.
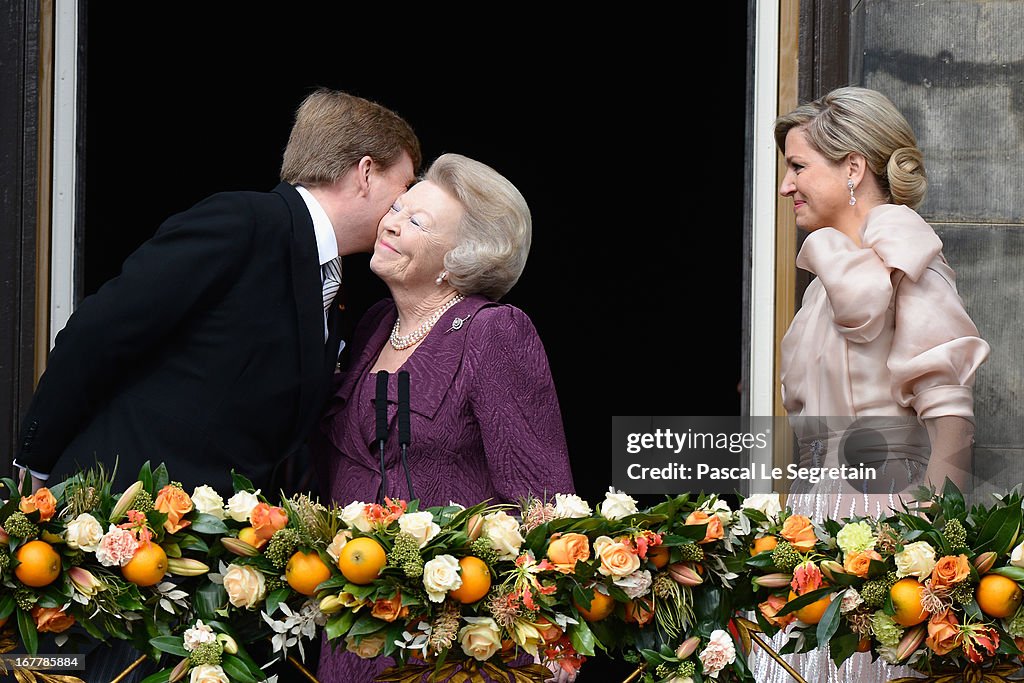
[848,179,857,206]
[435,271,448,285]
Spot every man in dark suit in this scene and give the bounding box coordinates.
[16,87,420,496]
[12,87,420,682]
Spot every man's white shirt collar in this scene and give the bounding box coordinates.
[295,185,339,266]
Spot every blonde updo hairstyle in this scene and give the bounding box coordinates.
[774,86,927,209]
[426,153,531,301]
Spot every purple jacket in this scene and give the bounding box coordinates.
[313,293,575,511]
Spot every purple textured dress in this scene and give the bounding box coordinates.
[313,294,576,683]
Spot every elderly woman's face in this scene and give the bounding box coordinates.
[370,180,463,289]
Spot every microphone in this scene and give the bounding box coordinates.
[375,371,389,502]
[398,371,414,500]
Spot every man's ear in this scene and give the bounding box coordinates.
[356,155,374,195]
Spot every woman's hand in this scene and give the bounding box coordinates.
[923,415,975,493]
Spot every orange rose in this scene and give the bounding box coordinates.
[684,510,724,544]
[546,533,591,573]
[371,591,409,623]
[250,503,289,541]
[593,535,641,577]
[931,554,971,591]
[926,609,961,655]
[534,616,563,644]
[758,594,795,629]
[19,488,57,523]
[781,514,817,552]
[31,606,75,633]
[843,549,883,578]
[154,484,194,534]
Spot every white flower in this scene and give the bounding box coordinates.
[326,530,352,562]
[666,678,695,683]
[877,643,901,664]
[223,563,267,609]
[601,487,638,520]
[700,496,733,525]
[836,520,876,555]
[190,485,226,520]
[398,511,441,548]
[64,513,104,552]
[554,493,592,519]
[225,489,261,523]
[459,617,502,661]
[183,620,217,652]
[422,554,462,602]
[840,588,864,613]
[189,665,229,683]
[614,569,653,599]
[481,511,525,561]
[741,493,782,521]
[1010,541,1024,568]
[339,501,372,533]
[895,541,937,579]
[698,629,737,678]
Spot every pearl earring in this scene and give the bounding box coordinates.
[848,179,857,206]
[435,271,448,285]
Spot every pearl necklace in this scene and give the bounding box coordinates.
[389,294,464,350]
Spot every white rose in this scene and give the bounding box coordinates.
[190,485,226,520]
[1010,541,1024,568]
[189,665,229,683]
[482,511,525,561]
[700,497,733,525]
[422,554,462,602]
[225,490,261,523]
[339,501,372,533]
[222,563,267,609]
[326,530,352,562]
[345,632,387,659]
[65,513,104,552]
[183,620,217,652]
[601,487,638,521]
[459,617,502,661]
[554,493,592,519]
[741,493,782,521]
[398,511,441,548]
[667,678,695,683]
[895,541,937,579]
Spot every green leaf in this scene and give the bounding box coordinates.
[190,513,230,535]
[17,607,38,654]
[975,503,1022,555]
[348,613,387,638]
[177,534,210,553]
[940,478,966,518]
[140,670,172,683]
[139,461,154,493]
[221,654,262,683]
[152,462,170,492]
[0,593,13,620]
[816,591,844,644]
[195,581,227,621]
[637,647,664,667]
[991,566,1024,582]
[828,632,860,668]
[265,587,292,616]
[775,586,835,617]
[232,471,256,494]
[568,619,597,656]
[149,636,189,657]
[325,609,357,640]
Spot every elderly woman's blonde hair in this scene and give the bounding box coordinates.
[774,86,928,209]
[427,153,531,300]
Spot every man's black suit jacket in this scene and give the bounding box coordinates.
[17,182,345,497]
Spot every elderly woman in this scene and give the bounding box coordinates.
[314,153,576,682]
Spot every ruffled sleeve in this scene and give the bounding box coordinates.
[887,265,990,420]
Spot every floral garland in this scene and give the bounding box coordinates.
[2,463,1024,683]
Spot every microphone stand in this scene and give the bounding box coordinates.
[398,370,414,500]
[375,370,389,503]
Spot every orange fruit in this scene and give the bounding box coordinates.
[976,573,1024,619]
[648,546,670,568]
[750,535,779,556]
[574,588,615,622]
[890,578,929,626]
[787,589,831,625]
[14,540,61,587]
[121,542,168,587]
[336,537,386,585]
[449,556,492,604]
[857,637,872,653]
[238,526,267,550]
[286,550,333,596]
